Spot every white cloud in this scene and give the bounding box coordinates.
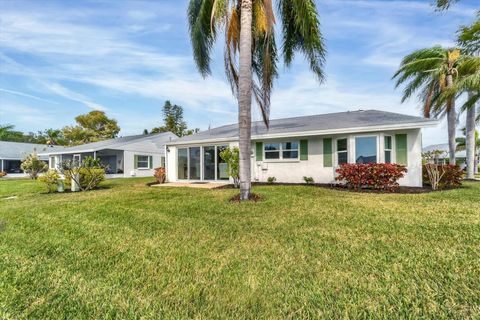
[0,88,59,105]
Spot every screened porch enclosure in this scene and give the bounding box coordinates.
[177,145,229,181]
[51,149,124,174]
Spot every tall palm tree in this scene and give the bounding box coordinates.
[458,15,479,179]
[438,16,480,178]
[188,0,325,199]
[456,128,479,174]
[393,46,462,164]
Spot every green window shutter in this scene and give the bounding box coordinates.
[134,155,138,169]
[323,138,333,167]
[395,134,408,165]
[300,139,308,160]
[149,156,153,169]
[255,142,263,161]
[161,156,165,167]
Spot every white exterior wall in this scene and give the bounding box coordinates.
[165,129,424,187]
[123,150,163,178]
[252,129,423,187]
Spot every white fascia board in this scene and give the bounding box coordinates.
[166,121,438,146]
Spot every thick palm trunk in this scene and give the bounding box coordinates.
[465,92,476,179]
[446,74,456,165]
[238,0,253,200]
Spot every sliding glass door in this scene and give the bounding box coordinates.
[216,145,228,180]
[189,147,201,180]
[177,148,188,179]
[203,146,215,180]
[178,145,229,180]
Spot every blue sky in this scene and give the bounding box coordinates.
[0,0,478,146]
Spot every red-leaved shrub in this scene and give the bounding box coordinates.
[335,163,407,191]
[422,164,462,189]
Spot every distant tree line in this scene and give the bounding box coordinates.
[1,101,198,146]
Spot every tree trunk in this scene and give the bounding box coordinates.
[238,0,253,200]
[446,74,456,165]
[465,92,476,179]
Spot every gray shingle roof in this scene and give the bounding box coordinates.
[44,132,177,154]
[0,141,64,160]
[423,143,467,158]
[169,110,436,144]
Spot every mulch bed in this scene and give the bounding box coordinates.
[229,193,263,203]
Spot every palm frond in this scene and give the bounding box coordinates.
[278,0,326,82]
[188,0,218,76]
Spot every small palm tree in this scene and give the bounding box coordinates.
[188,0,325,199]
[393,46,463,164]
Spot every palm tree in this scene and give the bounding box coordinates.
[458,15,479,179]
[188,0,325,199]
[456,128,479,174]
[393,46,462,164]
[0,124,15,140]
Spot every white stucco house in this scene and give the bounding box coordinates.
[40,132,177,178]
[165,110,437,187]
[0,141,64,177]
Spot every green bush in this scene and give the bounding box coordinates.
[21,152,47,180]
[60,156,106,191]
[63,168,105,190]
[303,176,314,184]
[38,170,60,193]
[267,177,276,184]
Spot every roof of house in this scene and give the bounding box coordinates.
[41,132,178,155]
[168,109,437,145]
[423,143,467,158]
[0,141,64,160]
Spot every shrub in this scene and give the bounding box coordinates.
[335,163,407,191]
[154,167,166,184]
[219,147,239,188]
[303,176,314,184]
[267,177,276,184]
[0,171,6,178]
[20,152,48,180]
[422,164,462,190]
[38,170,60,193]
[59,156,106,191]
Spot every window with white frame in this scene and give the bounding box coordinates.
[73,154,81,164]
[50,156,56,169]
[264,141,299,160]
[384,136,392,163]
[337,138,348,165]
[355,136,377,164]
[136,155,150,169]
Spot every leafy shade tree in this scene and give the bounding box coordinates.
[21,152,48,180]
[393,46,463,164]
[188,0,325,199]
[62,111,120,146]
[151,101,199,137]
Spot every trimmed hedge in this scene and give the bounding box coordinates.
[335,163,407,191]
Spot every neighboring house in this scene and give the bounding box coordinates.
[422,143,475,169]
[0,141,64,177]
[165,110,437,187]
[40,132,177,178]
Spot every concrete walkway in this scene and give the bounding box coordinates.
[152,182,230,189]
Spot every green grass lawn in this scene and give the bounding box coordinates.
[1,178,479,319]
